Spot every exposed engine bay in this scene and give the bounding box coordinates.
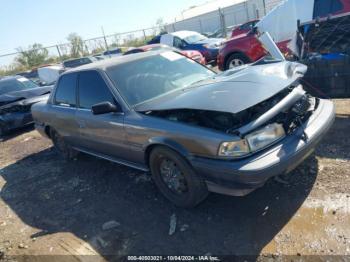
[144,85,316,135]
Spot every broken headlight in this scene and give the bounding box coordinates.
[218,140,250,157]
[218,123,285,157]
[246,123,285,152]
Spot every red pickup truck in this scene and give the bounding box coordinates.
[218,0,350,71]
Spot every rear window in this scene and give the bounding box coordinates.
[54,73,77,106]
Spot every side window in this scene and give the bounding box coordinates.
[173,37,183,48]
[240,22,253,31]
[78,71,115,109]
[55,73,77,106]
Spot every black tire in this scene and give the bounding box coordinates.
[225,53,251,70]
[149,146,209,208]
[50,129,79,160]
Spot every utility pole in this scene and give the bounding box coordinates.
[218,8,227,38]
[101,26,109,56]
[56,45,62,62]
[142,30,147,42]
[262,0,267,15]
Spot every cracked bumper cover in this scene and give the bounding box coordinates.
[189,99,335,196]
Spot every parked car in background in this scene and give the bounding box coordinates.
[124,44,206,65]
[0,76,53,137]
[218,32,267,70]
[32,49,334,207]
[103,48,122,57]
[231,20,259,38]
[147,32,168,45]
[38,65,65,85]
[16,70,41,85]
[17,66,52,86]
[152,31,224,63]
[63,57,97,69]
[203,25,235,38]
[92,54,105,60]
[218,0,350,70]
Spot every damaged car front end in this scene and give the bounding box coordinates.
[33,49,334,207]
[133,59,334,197]
[0,76,52,136]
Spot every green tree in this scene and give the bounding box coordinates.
[16,43,49,68]
[67,33,85,58]
[155,18,167,33]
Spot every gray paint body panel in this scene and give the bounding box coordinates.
[31,55,334,196]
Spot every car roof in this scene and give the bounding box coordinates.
[170,30,200,38]
[64,50,167,73]
[63,57,92,63]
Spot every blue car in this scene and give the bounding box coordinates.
[153,31,224,63]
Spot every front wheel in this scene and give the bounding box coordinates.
[149,146,209,208]
[225,53,251,70]
[50,129,79,160]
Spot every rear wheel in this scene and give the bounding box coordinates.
[50,129,78,160]
[149,146,209,208]
[225,53,251,70]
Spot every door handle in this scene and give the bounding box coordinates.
[77,120,86,128]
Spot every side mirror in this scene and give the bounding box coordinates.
[91,101,120,115]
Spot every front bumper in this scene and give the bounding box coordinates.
[217,52,225,71]
[0,111,33,133]
[203,48,219,64]
[189,99,335,196]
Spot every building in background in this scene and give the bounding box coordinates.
[165,0,284,35]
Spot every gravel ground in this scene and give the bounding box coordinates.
[0,99,349,261]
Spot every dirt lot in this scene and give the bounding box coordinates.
[0,99,349,261]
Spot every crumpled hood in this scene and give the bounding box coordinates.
[0,85,53,107]
[135,61,307,114]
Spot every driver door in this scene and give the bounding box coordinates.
[75,70,127,159]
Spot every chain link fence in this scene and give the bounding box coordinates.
[0,26,163,76]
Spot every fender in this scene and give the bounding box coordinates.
[143,137,191,165]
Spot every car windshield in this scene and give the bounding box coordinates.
[0,77,38,95]
[107,52,215,106]
[184,33,207,44]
